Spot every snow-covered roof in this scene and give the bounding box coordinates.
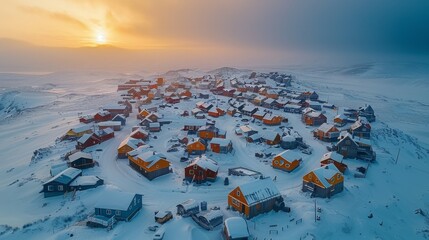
[262,114,280,121]
[242,105,257,112]
[70,124,92,133]
[177,199,199,211]
[45,167,82,185]
[130,128,148,137]
[317,123,336,133]
[50,162,68,176]
[112,114,126,120]
[282,135,296,142]
[237,178,280,206]
[77,133,94,144]
[70,176,101,187]
[97,121,122,127]
[149,122,161,127]
[118,137,145,150]
[312,163,341,188]
[95,186,138,211]
[284,104,302,109]
[191,108,202,114]
[249,133,261,140]
[306,111,323,118]
[68,151,92,163]
[201,210,223,222]
[335,114,347,120]
[275,150,301,161]
[260,131,280,141]
[210,138,231,146]
[252,110,266,116]
[239,125,255,133]
[263,98,276,104]
[321,152,343,162]
[189,155,219,172]
[127,145,151,157]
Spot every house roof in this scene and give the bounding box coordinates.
[337,132,359,147]
[45,167,82,185]
[311,163,341,188]
[335,114,347,120]
[118,137,145,150]
[239,125,255,133]
[70,124,92,133]
[95,186,139,211]
[50,162,68,176]
[224,217,249,238]
[263,98,276,104]
[97,121,122,127]
[262,114,280,121]
[306,111,323,118]
[130,128,149,137]
[260,131,280,141]
[177,199,199,211]
[242,105,257,112]
[281,135,296,142]
[237,178,280,206]
[77,133,95,144]
[321,152,343,162]
[210,138,231,146]
[112,114,126,120]
[252,110,266,117]
[127,145,151,157]
[317,123,337,133]
[149,122,161,127]
[70,176,100,187]
[201,210,223,222]
[276,150,301,161]
[68,151,92,163]
[188,155,219,172]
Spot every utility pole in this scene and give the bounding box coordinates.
[314,199,317,223]
[395,148,401,164]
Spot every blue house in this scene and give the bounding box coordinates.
[93,188,142,222]
[112,114,127,126]
[42,167,82,198]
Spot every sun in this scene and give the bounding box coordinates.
[95,31,107,45]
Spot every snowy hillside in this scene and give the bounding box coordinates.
[0,64,428,240]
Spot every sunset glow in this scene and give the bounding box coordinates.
[95,30,107,45]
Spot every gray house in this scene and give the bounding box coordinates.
[42,167,82,198]
[93,188,142,222]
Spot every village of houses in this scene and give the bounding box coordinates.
[39,69,378,239]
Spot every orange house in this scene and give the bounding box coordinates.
[128,149,170,180]
[313,123,340,142]
[334,114,347,126]
[138,109,151,119]
[303,111,327,126]
[302,164,344,198]
[252,110,266,121]
[157,77,164,86]
[197,125,219,140]
[186,138,207,155]
[320,152,348,173]
[179,90,192,99]
[261,131,281,145]
[208,107,225,118]
[262,114,283,126]
[117,137,145,158]
[227,178,283,219]
[265,90,279,99]
[272,150,302,172]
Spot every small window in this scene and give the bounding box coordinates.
[115,210,121,216]
[58,185,63,191]
[189,170,194,175]
[285,164,290,168]
[309,175,312,180]
[193,165,197,170]
[47,185,54,191]
[274,160,279,165]
[106,209,112,215]
[337,174,341,180]
[156,165,159,169]
[237,190,240,196]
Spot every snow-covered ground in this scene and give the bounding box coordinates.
[0,63,428,240]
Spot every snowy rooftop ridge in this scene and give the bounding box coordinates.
[189,155,219,172]
[238,178,281,206]
[276,150,301,161]
[312,163,341,188]
[46,167,82,185]
[224,217,249,238]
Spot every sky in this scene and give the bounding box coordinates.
[0,0,428,71]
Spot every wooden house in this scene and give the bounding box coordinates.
[320,152,348,173]
[103,104,130,117]
[302,164,344,198]
[42,167,82,197]
[183,119,207,133]
[313,123,340,142]
[241,105,258,116]
[280,135,298,149]
[130,128,149,141]
[117,137,145,158]
[184,155,219,183]
[223,217,250,240]
[208,107,226,118]
[146,112,160,122]
[149,122,161,132]
[349,118,371,139]
[210,138,233,154]
[139,118,153,128]
[138,109,151,120]
[223,88,236,97]
[92,127,114,142]
[90,188,142,224]
[166,96,180,104]
[178,89,192,99]
[235,125,258,138]
[79,115,94,124]
[335,132,376,161]
[97,121,122,131]
[76,133,100,150]
[186,138,207,155]
[261,131,281,145]
[64,125,93,139]
[94,111,112,123]
[112,114,126,126]
[284,104,303,114]
[297,91,318,101]
[156,77,164,86]
[197,125,219,140]
[303,111,327,126]
[358,104,376,122]
[253,95,267,106]
[176,199,200,217]
[262,114,283,126]
[227,178,283,219]
[261,98,277,109]
[334,114,348,127]
[128,149,170,180]
[227,107,237,116]
[252,110,266,121]
[68,151,94,169]
[272,150,301,172]
[265,90,279,100]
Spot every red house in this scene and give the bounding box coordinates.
[94,111,112,123]
[184,156,219,183]
[166,96,180,104]
[130,128,149,140]
[76,133,100,150]
[94,128,115,142]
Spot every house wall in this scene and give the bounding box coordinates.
[95,195,142,221]
[70,158,95,169]
[129,160,170,180]
[272,156,300,172]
